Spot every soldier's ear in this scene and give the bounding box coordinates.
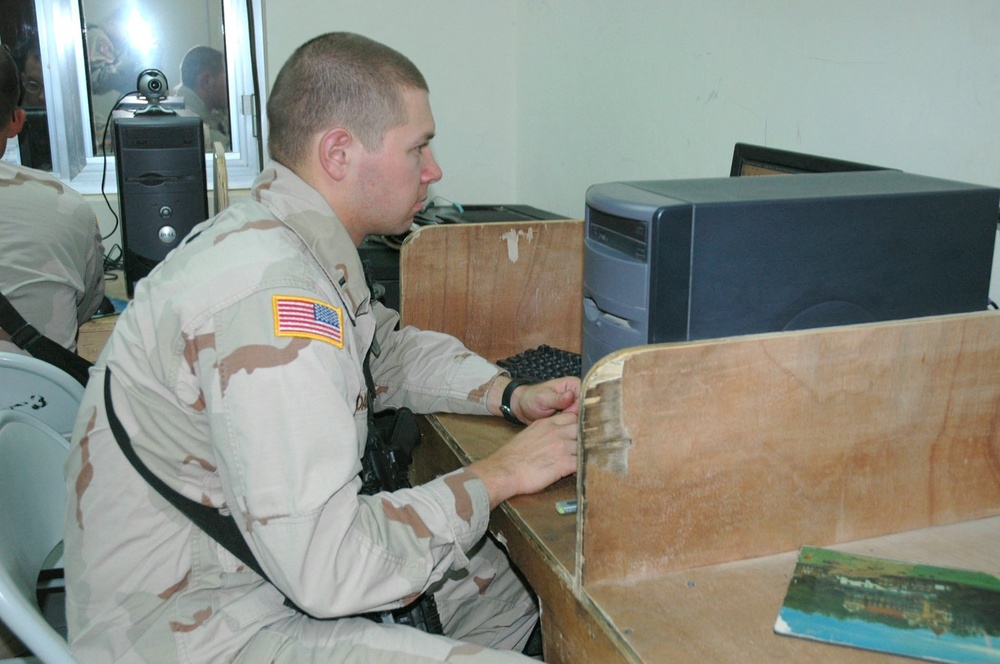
[5,108,26,138]
[318,127,351,181]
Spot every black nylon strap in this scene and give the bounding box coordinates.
[0,289,93,387]
[0,288,30,334]
[102,369,292,596]
[104,371,334,618]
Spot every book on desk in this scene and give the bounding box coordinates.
[776,547,1000,663]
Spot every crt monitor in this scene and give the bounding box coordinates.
[730,142,887,177]
[582,170,999,374]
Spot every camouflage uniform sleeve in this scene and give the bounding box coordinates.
[188,287,491,618]
[367,301,505,415]
[77,209,107,325]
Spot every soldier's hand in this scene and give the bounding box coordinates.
[514,377,580,423]
[469,411,578,509]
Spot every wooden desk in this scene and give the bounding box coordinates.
[412,413,635,662]
[77,270,127,363]
[400,221,1000,663]
[415,415,1000,663]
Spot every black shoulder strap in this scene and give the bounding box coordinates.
[102,369,292,598]
[104,370,326,616]
[0,289,94,387]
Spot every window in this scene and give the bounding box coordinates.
[11,0,263,193]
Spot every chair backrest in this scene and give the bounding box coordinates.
[213,141,229,213]
[0,410,75,663]
[0,352,85,440]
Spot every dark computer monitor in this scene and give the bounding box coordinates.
[363,203,569,312]
[418,204,568,224]
[730,142,887,177]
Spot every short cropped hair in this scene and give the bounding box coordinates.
[0,46,21,130]
[10,33,41,73]
[267,32,428,169]
[180,46,224,89]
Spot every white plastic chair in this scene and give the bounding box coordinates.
[0,410,75,663]
[0,353,85,441]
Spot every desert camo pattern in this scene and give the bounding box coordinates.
[0,161,105,354]
[64,163,538,662]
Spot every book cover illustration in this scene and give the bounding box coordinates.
[775,547,1000,662]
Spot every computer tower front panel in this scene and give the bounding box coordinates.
[114,115,208,296]
[582,183,662,374]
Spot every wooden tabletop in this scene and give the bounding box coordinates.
[77,270,127,363]
[417,411,1000,663]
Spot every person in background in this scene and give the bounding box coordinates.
[175,45,230,150]
[11,35,44,108]
[9,32,51,170]
[64,32,579,662]
[0,45,105,356]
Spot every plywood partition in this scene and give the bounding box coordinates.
[399,220,584,362]
[577,311,1000,589]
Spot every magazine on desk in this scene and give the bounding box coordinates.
[775,547,1000,662]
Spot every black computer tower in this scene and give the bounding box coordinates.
[114,114,208,296]
[583,172,998,373]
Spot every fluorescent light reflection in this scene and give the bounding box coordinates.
[124,6,157,60]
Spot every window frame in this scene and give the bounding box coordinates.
[33,0,265,195]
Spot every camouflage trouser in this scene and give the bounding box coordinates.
[234,536,539,663]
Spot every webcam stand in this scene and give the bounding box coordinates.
[134,102,176,116]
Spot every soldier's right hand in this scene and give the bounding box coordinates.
[469,411,578,510]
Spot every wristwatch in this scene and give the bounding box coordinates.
[500,378,530,425]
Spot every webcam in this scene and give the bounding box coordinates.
[134,69,175,115]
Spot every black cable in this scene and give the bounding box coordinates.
[98,92,134,278]
[245,5,265,167]
[102,243,123,276]
[99,89,137,242]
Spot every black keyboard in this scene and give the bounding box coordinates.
[496,345,582,382]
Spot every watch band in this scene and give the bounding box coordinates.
[500,378,529,425]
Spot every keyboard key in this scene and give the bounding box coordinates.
[496,345,582,382]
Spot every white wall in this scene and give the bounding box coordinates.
[260,0,519,204]
[250,1,1000,298]
[513,1,1000,218]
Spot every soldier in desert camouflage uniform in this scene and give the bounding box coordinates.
[174,46,231,151]
[64,32,580,662]
[0,46,105,355]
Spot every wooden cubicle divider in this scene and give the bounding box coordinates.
[578,311,1000,589]
[399,219,584,362]
[400,219,1000,662]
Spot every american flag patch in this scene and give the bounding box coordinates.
[273,296,344,347]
